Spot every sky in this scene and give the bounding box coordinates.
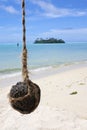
[0,0,87,43]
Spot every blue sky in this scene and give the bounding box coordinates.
[0,0,87,43]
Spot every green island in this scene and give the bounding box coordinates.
[34,38,65,44]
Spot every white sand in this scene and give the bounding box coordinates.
[0,64,87,130]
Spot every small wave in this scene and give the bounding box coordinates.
[0,68,21,74]
[32,66,53,72]
[0,60,87,80]
[0,72,21,80]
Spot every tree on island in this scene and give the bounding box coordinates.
[34,38,65,43]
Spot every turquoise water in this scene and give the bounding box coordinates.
[0,42,87,75]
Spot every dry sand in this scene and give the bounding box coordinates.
[0,64,87,130]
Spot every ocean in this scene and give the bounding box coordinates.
[0,42,87,78]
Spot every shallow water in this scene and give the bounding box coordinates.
[0,42,87,76]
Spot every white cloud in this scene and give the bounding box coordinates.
[30,0,87,18]
[41,28,87,36]
[47,27,87,32]
[0,25,22,43]
[37,28,87,42]
[1,0,21,4]
[4,6,18,14]
[0,5,19,14]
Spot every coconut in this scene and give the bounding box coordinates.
[9,80,40,114]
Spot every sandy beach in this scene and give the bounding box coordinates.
[0,63,87,130]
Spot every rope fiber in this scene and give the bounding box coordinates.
[22,0,29,82]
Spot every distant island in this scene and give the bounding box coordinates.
[34,38,65,44]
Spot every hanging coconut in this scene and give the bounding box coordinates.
[8,0,41,114]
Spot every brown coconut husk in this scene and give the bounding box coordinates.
[9,0,41,114]
[9,80,40,114]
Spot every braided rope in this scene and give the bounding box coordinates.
[22,0,29,82]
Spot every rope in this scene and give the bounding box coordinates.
[22,0,29,82]
[22,0,26,49]
[22,49,29,82]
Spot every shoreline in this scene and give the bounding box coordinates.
[0,59,87,77]
[0,61,87,88]
[0,61,87,130]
